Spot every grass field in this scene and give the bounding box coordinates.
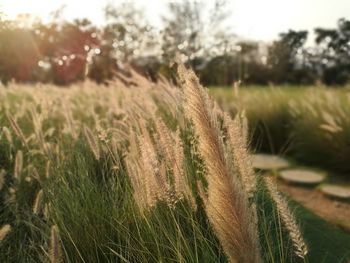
[0,70,350,263]
[211,85,350,176]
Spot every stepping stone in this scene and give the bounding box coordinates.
[278,169,325,185]
[251,154,290,170]
[320,185,350,200]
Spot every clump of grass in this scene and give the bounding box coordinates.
[0,67,316,263]
[212,86,350,176]
[211,87,301,154]
[289,89,350,174]
[178,61,261,262]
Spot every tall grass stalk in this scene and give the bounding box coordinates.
[178,61,261,262]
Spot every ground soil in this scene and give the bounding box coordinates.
[279,182,350,232]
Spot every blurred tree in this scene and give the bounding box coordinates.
[198,41,273,86]
[0,8,100,85]
[315,18,350,85]
[34,18,100,84]
[1,5,350,87]
[53,19,99,84]
[87,3,157,83]
[267,30,309,84]
[161,0,233,69]
[0,17,40,83]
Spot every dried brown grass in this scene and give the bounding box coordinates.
[49,225,62,263]
[14,150,23,179]
[0,169,6,191]
[0,224,11,242]
[33,189,44,215]
[7,113,27,147]
[177,61,261,263]
[84,126,101,160]
[265,177,308,259]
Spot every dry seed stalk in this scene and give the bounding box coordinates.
[2,127,13,146]
[0,169,6,191]
[138,130,170,206]
[50,225,62,263]
[178,60,261,263]
[0,224,11,242]
[33,189,44,215]
[7,113,27,147]
[224,113,256,198]
[14,150,23,179]
[84,126,100,160]
[155,118,175,165]
[265,177,308,259]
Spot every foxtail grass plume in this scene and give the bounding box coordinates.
[125,129,148,209]
[138,133,159,207]
[224,112,260,253]
[154,119,194,205]
[7,187,16,204]
[7,113,27,147]
[84,126,100,160]
[125,160,146,209]
[138,125,170,206]
[224,112,256,198]
[0,169,6,191]
[50,225,62,263]
[14,150,23,179]
[155,118,175,165]
[173,129,197,209]
[44,203,50,219]
[265,177,308,259]
[172,129,187,197]
[2,127,13,146]
[177,59,261,263]
[45,161,51,179]
[0,224,11,242]
[32,167,41,183]
[33,189,44,215]
[63,104,78,140]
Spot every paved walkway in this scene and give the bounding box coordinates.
[279,183,350,232]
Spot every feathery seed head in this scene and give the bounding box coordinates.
[50,225,62,263]
[84,126,101,160]
[14,150,23,179]
[265,177,308,259]
[33,189,44,215]
[0,224,11,242]
[177,61,261,263]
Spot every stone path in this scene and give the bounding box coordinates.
[253,153,350,232]
[279,182,350,232]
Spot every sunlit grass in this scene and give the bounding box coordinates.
[0,78,349,263]
[210,85,350,175]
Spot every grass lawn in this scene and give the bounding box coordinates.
[293,200,350,263]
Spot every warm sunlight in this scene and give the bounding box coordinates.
[1,0,56,20]
[1,1,350,263]
[1,0,107,23]
[1,0,350,41]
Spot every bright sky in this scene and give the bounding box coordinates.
[1,0,349,42]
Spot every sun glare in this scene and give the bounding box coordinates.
[1,0,60,21]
